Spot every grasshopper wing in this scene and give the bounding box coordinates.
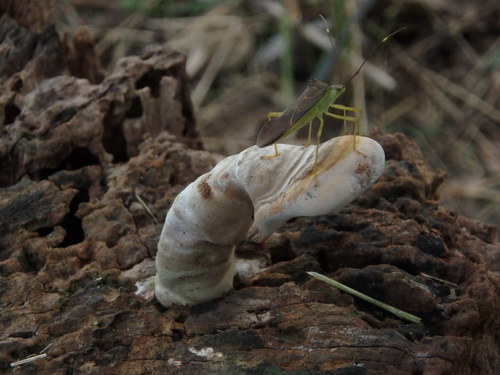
[257,78,328,147]
[256,114,294,147]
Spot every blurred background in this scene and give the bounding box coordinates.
[54,0,499,227]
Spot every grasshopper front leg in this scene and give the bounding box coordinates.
[326,105,364,154]
[314,117,325,169]
[305,122,313,146]
[329,104,363,137]
[306,117,325,185]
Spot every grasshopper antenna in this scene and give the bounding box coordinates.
[319,14,341,82]
[343,26,406,87]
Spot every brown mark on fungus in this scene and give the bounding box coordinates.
[198,180,212,200]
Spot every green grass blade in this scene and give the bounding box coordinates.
[307,271,422,323]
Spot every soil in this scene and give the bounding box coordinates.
[0,10,499,375]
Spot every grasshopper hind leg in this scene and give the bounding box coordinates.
[261,143,280,160]
[260,111,283,159]
[267,112,282,120]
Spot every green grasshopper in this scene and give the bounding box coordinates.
[257,25,405,170]
[256,76,362,164]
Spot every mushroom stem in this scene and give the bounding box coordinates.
[155,135,385,307]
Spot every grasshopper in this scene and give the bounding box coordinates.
[256,76,362,165]
[257,24,405,170]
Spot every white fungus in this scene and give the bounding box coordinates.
[155,135,385,307]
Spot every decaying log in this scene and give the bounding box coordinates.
[0,12,201,187]
[0,11,499,375]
